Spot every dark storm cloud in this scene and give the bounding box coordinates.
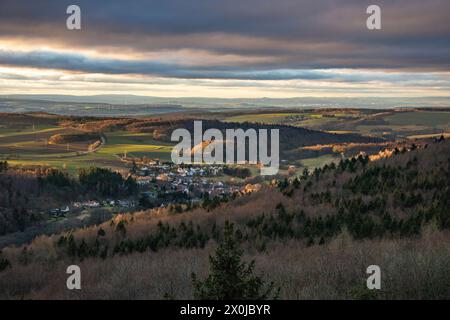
[0,0,449,77]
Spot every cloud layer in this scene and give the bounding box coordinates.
[0,0,449,97]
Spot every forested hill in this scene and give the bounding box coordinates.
[96,138,450,255]
[0,139,449,299]
[145,119,384,146]
[2,139,448,253]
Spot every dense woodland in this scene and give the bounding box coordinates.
[0,139,449,299]
[0,166,137,235]
[66,117,383,161]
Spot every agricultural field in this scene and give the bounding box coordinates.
[224,111,359,129]
[99,131,173,162]
[2,108,449,176]
[224,109,450,140]
[0,115,174,173]
[348,111,450,138]
[296,154,341,169]
[384,111,450,127]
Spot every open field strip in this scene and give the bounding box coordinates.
[0,127,61,139]
[384,111,450,127]
[298,154,341,169]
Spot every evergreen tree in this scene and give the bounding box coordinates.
[97,228,106,237]
[192,222,279,300]
[116,220,127,237]
[301,167,310,180]
[67,234,77,257]
[124,176,138,195]
[130,161,138,174]
[0,161,8,173]
[0,257,11,272]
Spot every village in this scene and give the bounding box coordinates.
[131,161,245,206]
[49,160,260,218]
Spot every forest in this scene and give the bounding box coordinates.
[0,138,448,299]
[0,166,137,235]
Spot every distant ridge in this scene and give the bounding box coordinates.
[1,94,449,109]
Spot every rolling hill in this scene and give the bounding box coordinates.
[0,138,448,299]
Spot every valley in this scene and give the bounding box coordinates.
[0,105,449,299]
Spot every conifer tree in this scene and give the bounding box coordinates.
[192,222,278,300]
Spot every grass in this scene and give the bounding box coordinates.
[3,130,174,174]
[385,111,450,127]
[0,126,59,138]
[99,131,173,159]
[224,112,360,130]
[298,154,340,169]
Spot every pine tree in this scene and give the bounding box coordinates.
[0,257,11,272]
[97,228,106,237]
[0,161,8,173]
[67,234,77,257]
[130,161,138,174]
[116,220,127,237]
[191,221,279,300]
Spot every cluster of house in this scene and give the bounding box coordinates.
[72,199,135,209]
[50,199,136,217]
[49,206,70,217]
[134,163,242,203]
[134,163,222,183]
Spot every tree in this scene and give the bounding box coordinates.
[116,220,127,237]
[292,177,300,189]
[79,167,124,197]
[0,257,11,272]
[191,221,279,300]
[67,234,77,257]
[301,167,310,180]
[139,193,157,209]
[130,161,138,174]
[124,175,138,195]
[0,161,8,173]
[97,228,106,237]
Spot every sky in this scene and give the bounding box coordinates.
[0,0,449,98]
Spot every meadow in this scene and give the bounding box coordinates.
[0,117,174,173]
[223,109,450,140]
[224,111,359,128]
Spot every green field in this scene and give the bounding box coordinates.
[224,112,359,130]
[101,131,173,160]
[297,154,340,169]
[225,110,450,139]
[2,128,174,173]
[384,111,450,127]
[352,111,450,138]
[3,109,449,174]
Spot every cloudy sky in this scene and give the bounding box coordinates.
[0,0,449,98]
